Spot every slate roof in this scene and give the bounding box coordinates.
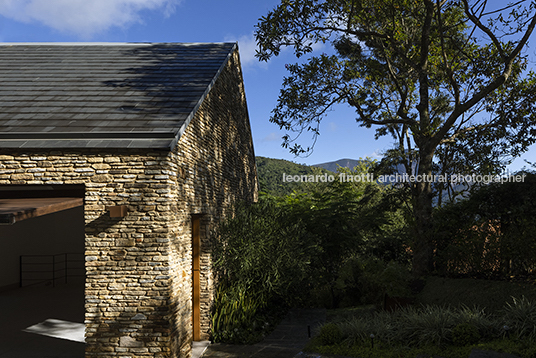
[0,42,237,149]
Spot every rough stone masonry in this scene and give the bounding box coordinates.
[0,44,258,358]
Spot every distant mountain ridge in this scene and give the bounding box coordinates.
[255,156,332,196]
[312,158,361,172]
[256,156,468,205]
[256,156,365,196]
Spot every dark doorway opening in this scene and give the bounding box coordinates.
[0,185,85,356]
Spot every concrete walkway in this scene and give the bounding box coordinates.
[201,309,326,358]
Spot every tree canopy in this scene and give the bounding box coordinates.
[255,0,536,275]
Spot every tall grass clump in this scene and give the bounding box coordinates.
[316,303,511,350]
[211,283,261,343]
[396,305,457,347]
[456,305,499,339]
[210,199,313,343]
[338,310,397,347]
[502,296,536,341]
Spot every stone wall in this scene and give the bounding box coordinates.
[0,48,257,358]
[168,47,258,353]
[0,150,180,357]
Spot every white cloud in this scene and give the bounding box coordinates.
[262,132,280,142]
[0,0,179,39]
[369,149,384,159]
[225,32,328,70]
[225,33,267,69]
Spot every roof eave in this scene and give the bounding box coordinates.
[0,132,176,149]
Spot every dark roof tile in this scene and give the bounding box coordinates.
[0,42,236,149]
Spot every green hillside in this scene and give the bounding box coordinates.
[255,156,331,196]
[312,158,362,172]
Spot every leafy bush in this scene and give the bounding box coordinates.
[433,171,536,278]
[360,259,413,301]
[317,323,344,345]
[451,323,480,346]
[283,163,410,308]
[211,284,261,343]
[210,161,411,342]
[210,199,313,342]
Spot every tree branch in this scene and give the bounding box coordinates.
[415,0,435,134]
[436,0,461,107]
[433,1,536,148]
[379,41,415,124]
[462,0,507,60]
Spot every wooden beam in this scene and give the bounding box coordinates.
[0,197,83,224]
[192,216,201,341]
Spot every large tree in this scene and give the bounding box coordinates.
[255,0,536,276]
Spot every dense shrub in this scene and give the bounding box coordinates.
[317,323,344,345]
[433,171,536,278]
[451,323,480,346]
[313,298,536,351]
[210,199,313,342]
[210,161,411,342]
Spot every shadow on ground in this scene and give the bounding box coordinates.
[201,309,326,358]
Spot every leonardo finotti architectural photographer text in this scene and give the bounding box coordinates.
[282,172,526,184]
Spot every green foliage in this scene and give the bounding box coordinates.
[256,0,536,170]
[396,305,457,347]
[255,0,536,173]
[210,199,312,342]
[451,323,481,346]
[256,0,536,277]
[319,305,467,348]
[211,284,262,343]
[278,160,411,307]
[503,296,536,341]
[310,300,536,355]
[307,288,536,357]
[456,305,497,339]
[433,172,536,278]
[360,259,413,299]
[210,160,411,342]
[331,258,413,307]
[255,156,333,196]
[336,310,396,347]
[317,323,344,345]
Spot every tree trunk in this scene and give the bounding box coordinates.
[411,144,435,277]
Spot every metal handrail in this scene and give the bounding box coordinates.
[19,253,84,288]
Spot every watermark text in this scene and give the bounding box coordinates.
[282,172,526,184]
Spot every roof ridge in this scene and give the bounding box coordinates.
[0,42,236,46]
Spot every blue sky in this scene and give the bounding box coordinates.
[0,0,533,171]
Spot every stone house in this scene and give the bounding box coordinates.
[0,43,258,357]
